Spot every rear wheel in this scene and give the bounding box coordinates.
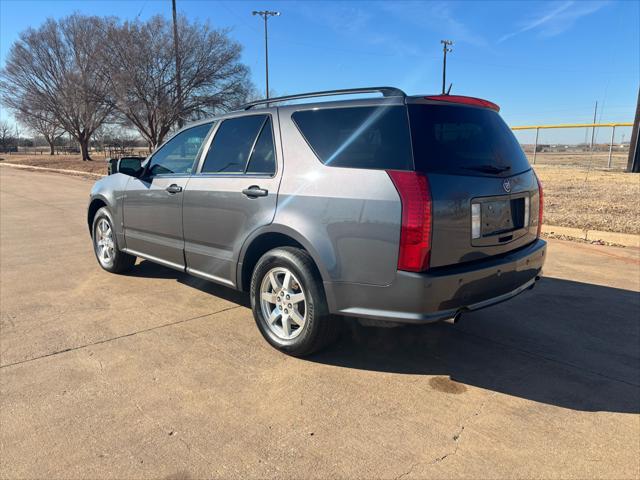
[92,207,136,274]
[250,247,338,356]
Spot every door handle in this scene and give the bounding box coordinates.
[242,185,268,198]
[166,184,183,194]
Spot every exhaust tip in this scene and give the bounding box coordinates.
[443,312,462,325]
[529,276,542,290]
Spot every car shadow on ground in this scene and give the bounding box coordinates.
[127,262,639,414]
[310,277,640,414]
[126,259,251,307]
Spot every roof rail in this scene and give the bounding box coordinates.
[241,86,406,110]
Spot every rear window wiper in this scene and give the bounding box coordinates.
[461,164,511,174]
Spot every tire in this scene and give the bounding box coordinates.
[250,247,339,356]
[91,207,136,274]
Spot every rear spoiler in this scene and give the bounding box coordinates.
[421,95,500,112]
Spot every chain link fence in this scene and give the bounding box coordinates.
[512,123,633,171]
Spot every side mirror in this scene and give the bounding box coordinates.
[107,158,119,175]
[117,157,144,177]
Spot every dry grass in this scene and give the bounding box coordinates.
[2,153,638,235]
[0,153,108,175]
[534,165,640,235]
[525,152,630,171]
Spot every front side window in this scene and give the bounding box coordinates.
[292,106,413,170]
[147,123,213,176]
[201,115,270,174]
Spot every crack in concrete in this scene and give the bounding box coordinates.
[86,346,216,470]
[394,392,496,478]
[0,305,243,369]
[394,462,419,480]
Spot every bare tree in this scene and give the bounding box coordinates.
[0,120,15,151]
[0,121,11,143]
[0,15,115,160]
[104,15,253,151]
[14,104,64,155]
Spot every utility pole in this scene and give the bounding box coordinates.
[172,0,183,128]
[253,10,280,99]
[440,40,453,95]
[589,101,598,150]
[627,86,640,173]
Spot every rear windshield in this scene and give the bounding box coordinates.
[292,106,413,170]
[408,104,530,176]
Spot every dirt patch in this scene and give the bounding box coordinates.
[541,231,626,248]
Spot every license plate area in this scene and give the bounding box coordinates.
[472,194,529,246]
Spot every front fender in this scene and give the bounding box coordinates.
[88,174,131,244]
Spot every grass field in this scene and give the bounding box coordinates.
[534,165,639,235]
[524,151,630,171]
[2,153,639,235]
[0,153,109,175]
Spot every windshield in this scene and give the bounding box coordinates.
[408,103,530,177]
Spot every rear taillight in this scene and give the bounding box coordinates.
[536,176,544,237]
[387,170,432,272]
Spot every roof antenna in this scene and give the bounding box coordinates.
[446,83,453,95]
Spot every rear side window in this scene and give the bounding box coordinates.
[201,115,268,173]
[246,117,276,175]
[408,104,530,176]
[292,106,413,170]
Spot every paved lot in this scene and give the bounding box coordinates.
[1,166,639,479]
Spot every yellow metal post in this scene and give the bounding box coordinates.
[512,122,632,130]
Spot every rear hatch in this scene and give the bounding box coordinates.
[408,98,541,268]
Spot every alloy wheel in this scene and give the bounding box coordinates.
[260,267,307,340]
[95,218,115,267]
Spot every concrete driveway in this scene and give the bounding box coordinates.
[1,166,639,479]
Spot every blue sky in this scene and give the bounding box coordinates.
[1,0,638,143]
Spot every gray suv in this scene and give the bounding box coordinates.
[88,87,546,356]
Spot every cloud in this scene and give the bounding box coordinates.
[376,1,488,47]
[292,3,425,57]
[498,0,608,43]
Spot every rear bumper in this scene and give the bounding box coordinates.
[325,239,546,324]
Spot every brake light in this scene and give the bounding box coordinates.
[387,171,432,272]
[424,95,500,112]
[536,176,544,237]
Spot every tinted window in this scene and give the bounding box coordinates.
[246,117,276,175]
[201,115,267,173]
[408,104,530,176]
[292,106,413,170]
[148,123,212,175]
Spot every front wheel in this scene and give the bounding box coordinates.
[250,247,339,356]
[92,207,136,274]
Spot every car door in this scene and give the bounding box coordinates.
[123,123,213,269]
[182,113,282,287]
